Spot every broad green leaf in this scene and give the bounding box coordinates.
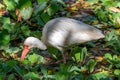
[23,72,40,80]
[0,30,10,45]
[113,55,118,61]
[41,67,47,76]
[34,2,47,16]
[20,7,33,20]
[81,47,87,62]
[0,73,5,80]
[47,2,60,16]
[70,66,81,72]
[41,13,50,23]
[5,47,20,54]
[37,0,48,4]
[116,2,120,7]
[18,0,32,9]
[101,1,113,7]
[71,47,87,63]
[3,0,16,10]
[104,53,112,60]
[8,74,15,80]
[31,31,42,38]
[53,0,65,5]
[114,69,120,76]
[74,51,81,62]
[28,54,45,64]
[1,17,10,24]
[105,30,117,41]
[96,10,108,22]
[2,24,12,32]
[18,0,32,20]
[28,54,39,64]
[86,0,99,5]
[71,47,81,62]
[89,71,109,80]
[13,65,23,78]
[36,16,45,26]
[86,59,97,72]
[21,25,30,36]
[47,47,58,59]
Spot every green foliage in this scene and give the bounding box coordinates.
[3,0,16,10]
[104,53,120,69]
[88,0,120,28]
[71,47,88,63]
[23,72,40,80]
[0,0,120,79]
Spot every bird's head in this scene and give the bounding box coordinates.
[20,37,47,61]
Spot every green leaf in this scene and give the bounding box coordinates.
[0,73,5,80]
[81,47,87,63]
[41,67,47,76]
[0,30,10,46]
[18,0,32,9]
[1,17,10,24]
[96,10,108,22]
[34,2,47,16]
[28,54,45,64]
[104,53,112,60]
[70,66,81,72]
[20,7,33,20]
[47,1,60,16]
[86,59,97,73]
[37,0,48,4]
[36,16,45,26]
[114,69,120,76]
[86,0,99,5]
[21,25,30,36]
[2,24,12,32]
[105,30,117,41]
[89,71,109,79]
[28,54,39,64]
[47,47,59,59]
[8,74,15,80]
[31,31,42,38]
[71,47,87,63]
[74,51,81,62]
[40,13,50,23]
[23,72,40,80]
[3,0,16,10]
[13,65,23,77]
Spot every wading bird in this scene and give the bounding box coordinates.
[20,17,105,64]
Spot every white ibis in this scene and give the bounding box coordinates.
[20,17,105,64]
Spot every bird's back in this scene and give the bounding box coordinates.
[42,18,104,50]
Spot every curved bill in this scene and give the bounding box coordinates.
[20,45,30,61]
